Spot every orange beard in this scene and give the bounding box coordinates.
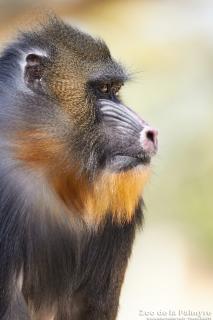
[52,167,150,225]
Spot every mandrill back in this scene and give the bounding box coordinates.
[0,16,157,320]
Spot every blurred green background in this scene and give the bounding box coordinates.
[0,0,212,318]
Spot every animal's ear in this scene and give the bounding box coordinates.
[24,53,49,91]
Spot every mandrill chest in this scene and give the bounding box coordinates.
[22,189,143,319]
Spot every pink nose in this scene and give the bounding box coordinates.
[140,126,158,154]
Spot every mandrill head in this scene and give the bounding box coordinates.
[1,17,158,225]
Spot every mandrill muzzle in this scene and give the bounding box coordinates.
[99,99,158,172]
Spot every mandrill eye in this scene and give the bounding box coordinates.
[96,82,123,97]
[111,83,123,96]
[99,83,109,94]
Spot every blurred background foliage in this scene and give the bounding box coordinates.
[0,0,212,318]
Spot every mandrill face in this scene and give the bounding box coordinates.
[3,17,158,224]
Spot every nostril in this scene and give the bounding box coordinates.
[140,126,158,150]
[146,130,155,143]
[140,126,158,154]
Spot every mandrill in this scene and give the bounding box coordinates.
[0,16,158,320]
